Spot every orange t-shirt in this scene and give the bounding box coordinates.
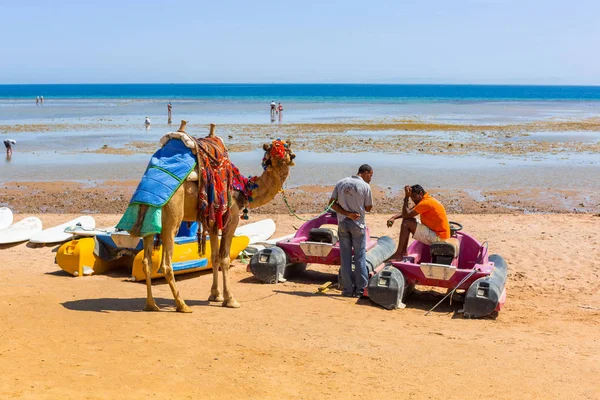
[413,193,450,239]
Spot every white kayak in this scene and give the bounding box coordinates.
[0,207,13,230]
[29,216,96,244]
[0,217,43,244]
[235,218,275,244]
[64,225,116,237]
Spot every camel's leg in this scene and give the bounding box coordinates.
[161,230,192,313]
[220,221,241,308]
[142,236,160,311]
[208,224,224,302]
[161,188,192,313]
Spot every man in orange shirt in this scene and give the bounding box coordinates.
[387,184,450,259]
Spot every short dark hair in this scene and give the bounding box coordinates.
[358,164,373,174]
[411,184,425,195]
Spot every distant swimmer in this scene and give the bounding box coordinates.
[40,95,44,104]
[167,103,172,124]
[270,100,276,118]
[36,96,39,105]
[4,139,16,157]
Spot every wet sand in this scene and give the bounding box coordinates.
[0,213,598,399]
[3,117,599,210]
[3,118,600,157]
[1,180,598,215]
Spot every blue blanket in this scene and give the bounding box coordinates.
[115,139,196,236]
[130,139,196,207]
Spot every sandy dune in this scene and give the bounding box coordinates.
[0,213,598,399]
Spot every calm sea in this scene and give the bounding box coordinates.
[1,84,600,101]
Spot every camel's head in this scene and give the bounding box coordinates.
[261,139,296,170]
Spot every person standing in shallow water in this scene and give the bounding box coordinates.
[329,164,374,298]
[36,96,39,105]
[167,103,172,124]
[4,139,16,158]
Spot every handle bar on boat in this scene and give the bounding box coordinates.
[425,267,480,316]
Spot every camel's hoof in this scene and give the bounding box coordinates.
[223,299,241,308]
[143,303,160,312]
[176,304,193,313]
[208,294,224,302]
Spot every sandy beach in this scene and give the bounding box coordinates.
[0,213,598,399]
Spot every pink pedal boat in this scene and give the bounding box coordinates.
[368,222,507,318]
[249,212,395,284]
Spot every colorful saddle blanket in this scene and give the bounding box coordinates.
[116,139,196,236]
[194,136,235,231]
[130,139,196,207]
[117,135,250,240]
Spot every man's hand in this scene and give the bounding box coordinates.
[404,185,412,198]
[387,217,395,228]
[346,212,360,221]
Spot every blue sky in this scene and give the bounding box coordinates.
[1,0,598,84]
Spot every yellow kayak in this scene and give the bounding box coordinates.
[55,238,133,277]
[56,235,250,280]
[130,235,250,281]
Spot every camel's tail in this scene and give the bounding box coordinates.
[130,204,149,237]
[197,225,208,256]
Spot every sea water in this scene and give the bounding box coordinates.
[0,84,599,192]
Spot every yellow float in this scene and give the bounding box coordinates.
[56,235,249,280]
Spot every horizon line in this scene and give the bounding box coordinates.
[1,82,600,87]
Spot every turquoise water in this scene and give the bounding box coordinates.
[1,84,600,101]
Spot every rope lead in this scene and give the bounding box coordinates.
[280,190,336,222]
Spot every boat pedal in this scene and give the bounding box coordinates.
[316,281,333,294]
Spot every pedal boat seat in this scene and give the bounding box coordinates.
[430,237,460,265]
[308,228,339,245]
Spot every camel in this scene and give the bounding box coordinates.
[135,121,295,312]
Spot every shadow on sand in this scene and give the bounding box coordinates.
[25,242,62,251]
[61,297,210,313]
[45,270,72,277]
[239,268,338,285]
[0,242,24,250]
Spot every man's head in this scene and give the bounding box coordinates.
[357,164,373,183]
[410,184,425,204]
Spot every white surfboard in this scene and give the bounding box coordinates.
[0,217,43,244]
[0,207,13,230]
[64,225,115,237]
[29,216,96,244]
[234,218,276,244]
[242,233,295,256]
[111,230,142,248]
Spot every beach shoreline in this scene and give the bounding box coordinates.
[1,180,598,215]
